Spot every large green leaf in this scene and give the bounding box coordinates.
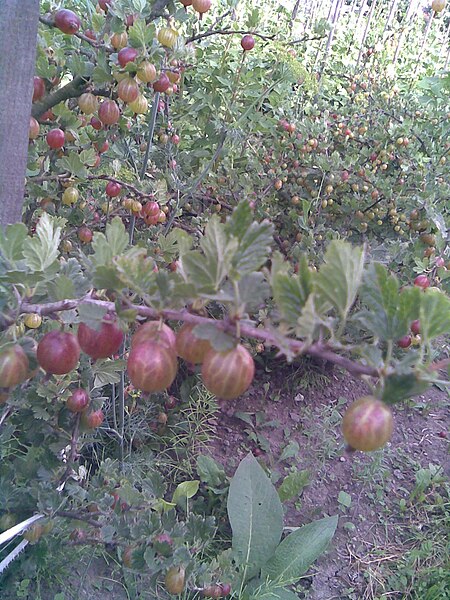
[262,516,338,584]
[315,241,364,322]
[227,453,283,582]
[419,290,450,341]
[78,303,108,331]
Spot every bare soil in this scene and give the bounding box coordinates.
[207,360,450,599]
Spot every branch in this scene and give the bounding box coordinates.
[148,0,172,20]
[59,413,81,486]
[55,510,102,528]
[39,15,112,51]
[187,29,275,44]
[28,172,155,200]
[19,296,380,378]
[88,175,155,199]
[31,75,89,119]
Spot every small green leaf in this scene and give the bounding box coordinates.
[315,241,365,322]
[92,217,128,266]
[278,469,309,502]
[196,455,226,487]
[230,207,273,276]
[236,272,271,313]
[279,441,299,461]
[358,264,420,340]
[338,491,352,508]
[172,480,200,507]
[128,19,154,48]
[226,201,253,241]
[92,359,126,389]
[56,152,89,178]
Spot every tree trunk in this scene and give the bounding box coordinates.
[0,1,40,228]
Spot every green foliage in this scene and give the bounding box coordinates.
[1,0,450,596]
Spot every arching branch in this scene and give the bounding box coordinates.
[31,76,90,119]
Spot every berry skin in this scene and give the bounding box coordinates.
[397,335,412,349]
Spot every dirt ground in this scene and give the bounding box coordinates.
[207,359,450,600]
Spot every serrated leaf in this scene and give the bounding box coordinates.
[227,453,283,582]
[47,259,89,300]
[117,483,142,506]
[190,215,238,290]
[382,373,430,404]
[113,249,155,294]
[78,303,108,331]
[92,265,123,289]
[47,275,76,301]
[226,201,253,241]
[358,264,420,340]
[295,294,333,342]
[92,65,112,85]
[158,228,193,259]
[56,152,89,178]
[181,251,218,294]
[92,359,126,389]
[237,272,271,313]
[232,219,273,276]
[273,275,308,328]
[278,469,309,502]
[315,241,365,322]
[262,516,338,584]
[192,324,236,352]
[0,223,28,262]
[128,19,154,48]
[419,290,450,341]
[79,148,98,167]
[196,455,226,487]
[23,213,63,271]
[92,217,128,266]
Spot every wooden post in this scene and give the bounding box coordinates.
[0,1,40,227]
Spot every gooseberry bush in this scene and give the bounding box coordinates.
[0,0,449,596]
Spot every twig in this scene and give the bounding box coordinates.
[59,413,81,486]
[39,15,113,51]
[187,29,275,44]
[55,510,103,528]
